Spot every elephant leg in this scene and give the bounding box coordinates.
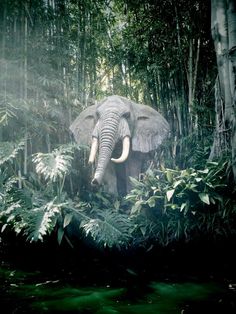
[102,161,118,195]
[115,163,127,196]
[126,151,146,193]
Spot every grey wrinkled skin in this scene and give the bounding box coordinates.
[70,95,170,196]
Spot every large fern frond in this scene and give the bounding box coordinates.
[0,141,25,166]
[1,192,63,242]
[24,200,62,242]
[0,96,18,125]
[0,201,26,233]
[80,210,133,249]
[32,146,75,182]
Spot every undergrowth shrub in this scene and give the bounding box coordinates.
[126,158,235,246]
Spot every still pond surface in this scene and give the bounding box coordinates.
[1,262,236,314]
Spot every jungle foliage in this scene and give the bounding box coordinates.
[0,142,235,249]
[0,0,235,250]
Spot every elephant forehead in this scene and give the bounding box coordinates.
[97,97,129,115]
[98,105,127,115]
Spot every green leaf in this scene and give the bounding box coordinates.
[57,226,64,245]
[198,168,209,174]
[166,189,175,201]
[140,226,147,236]
[198,193,210,205]
[63,213,73,228]
[1,224,8,233]
[189,184,198,192]
[129,176,143,188]
[114,200,120,210]
[212,194,223,203]
[180,203,186,212]
[166,169,173,183]
[147,196,157,208]
[173,180,182,188]
[130,200,143,215]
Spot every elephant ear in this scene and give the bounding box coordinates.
[69,105,97,145]
[132,102,169,153]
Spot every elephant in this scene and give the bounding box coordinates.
[70,95,169,196]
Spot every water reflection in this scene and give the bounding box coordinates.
[1,264,235,313]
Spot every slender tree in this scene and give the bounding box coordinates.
[211,0,236,180]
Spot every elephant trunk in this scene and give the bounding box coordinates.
[91,112,120,186]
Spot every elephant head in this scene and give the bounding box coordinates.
[70,95,169,191]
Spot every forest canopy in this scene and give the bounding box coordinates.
[0,0,235,249]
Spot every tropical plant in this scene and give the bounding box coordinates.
[0,143,77,242]
[125,157,235,246]
[0,140,25,166]
[32,144,77,200]
[0,139,133,249]
[75,207,133,249]
[0,195,64,242]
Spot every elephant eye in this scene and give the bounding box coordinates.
[124,112,130,119]
[85,115,94,120]
[137,116,149,120]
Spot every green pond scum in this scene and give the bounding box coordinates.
[1,265,235,314]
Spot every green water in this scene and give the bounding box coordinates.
[1,265,235,313]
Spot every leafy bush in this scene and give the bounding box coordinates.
[126,158,235,246]
[0,142,133,248]
[0,143,76,242]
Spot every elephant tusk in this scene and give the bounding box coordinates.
[88,137,98,164]
[111,136,130,163]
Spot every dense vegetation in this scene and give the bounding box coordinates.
[0,0,235,250]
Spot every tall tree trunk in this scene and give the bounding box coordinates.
[188,38,201,131]
[24,15,28,100]
[0,2,6,140]
[227,1,236,179]
[211,0,236,181]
